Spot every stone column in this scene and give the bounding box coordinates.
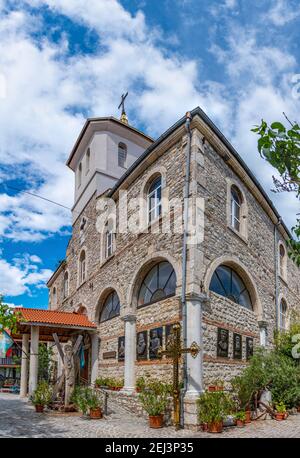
[121,314,136,394]
[20,333,29,397]
[90,333,99,385]
[28,326,39,396]
[184,294,204,428]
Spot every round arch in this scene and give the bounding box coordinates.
[95,285,125,323]
[127,251,181,312]
[204,255,263,320]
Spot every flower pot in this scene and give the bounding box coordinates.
[35,404,44,413]
[236,419,245,428]
[245,410,251,423]
[90,407,103,419]
[149,414,164,428]
[200,423,208,431]
[297,406,300,413]
[275,413,285,421]
[208,421,223,433]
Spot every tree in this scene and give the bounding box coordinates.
[252,118,300,265]
[0,296,22,333]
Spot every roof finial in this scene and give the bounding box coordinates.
[118,92,129,124]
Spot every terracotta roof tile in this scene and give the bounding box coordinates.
[15,308,96,329]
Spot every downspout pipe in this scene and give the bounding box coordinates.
[180,111,193,427]
[274,217,282,330]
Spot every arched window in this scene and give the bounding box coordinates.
[105,222,115,259]
[279,299,287,331]
[86,148,90,174]
[147,176,162,224]
[78,163,82,188]
[279,243,287,279]
[118,142,127,168]
[231,186,242,231]
[138,261,176,307]
[100,291,120,322]
[209,264,252,310]
[79,250,86,284]
[52,287,57,305]
[63,271,69,299]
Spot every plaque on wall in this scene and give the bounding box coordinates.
[217,328,229,358]
[233,333,242,360]
[246,337,254,360]
[149,327,163,359]
[137,331,147,360]
[118,336,125,361]
[103,351,116,360]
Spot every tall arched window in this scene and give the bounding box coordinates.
[86,148,90,174]
[118,142,127,168]
[209,264,252,310]
[79,250,86,284]
[63,271,69,299]
[138,261,176,307]
[78,163,82,188]
[231,185,242,231]
[104,222,115,259]
[147,176,162,223]
[279,243,287,279]
[100,291,120,322]
[52,287,57,306]
[279,299,287,331]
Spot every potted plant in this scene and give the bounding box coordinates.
[87,390,103,419]
[234,411,246,428]
[274,401,287,421]
[197,390,234,433]
[136,376,146,393]
[71,386,89,417]
[31,381,52,413]
[139,388,168,428]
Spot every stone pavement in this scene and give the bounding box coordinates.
[0,393,300,438]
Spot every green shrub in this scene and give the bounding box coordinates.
[139,390,168,416]
[197,391,235,424]
[31,381,52,406]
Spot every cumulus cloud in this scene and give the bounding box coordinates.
[267,0,300,26]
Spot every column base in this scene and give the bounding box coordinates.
[183,391,203,429]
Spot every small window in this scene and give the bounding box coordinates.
[105,230,114,258]
[147,176,162,224]
[86,148,90,174]
[100,291,120,322]
[52,287,57,305]
[279,243,287,279]
[63,271,69,299]
[231,186,241,232]
[79,250,86,284]
[78,163,82,188]
[118,143,127,168]
[279,299,287,331]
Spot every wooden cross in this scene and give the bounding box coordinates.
[158,322,200,430]
[118,91,128,116]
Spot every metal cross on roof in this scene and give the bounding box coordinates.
[118,92,128,124]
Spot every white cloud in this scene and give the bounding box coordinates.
[0,252,52,296]
[267,0,300,26]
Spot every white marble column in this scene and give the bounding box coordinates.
[90,333,99,385]
[20,333,29,397]
[121,314,136,394]
[28,326,39,396]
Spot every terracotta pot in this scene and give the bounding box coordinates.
[275,413,285,421]
[201,423,208,431]
[245,410,251,423]
[35,404,44,413]
[297,406,300,413]
[208,385,223,392]
[149,414,164,429]
[236,419,245,428]
[208,421,223,433]
[90,407,103,419]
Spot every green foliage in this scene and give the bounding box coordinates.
[234,411,246,421]
[31,381,52,406]
[38,344,54,382]
[94,377,123,388]
[252,118,300,265]
[275,401,286,413]
[197,390,235,424]
[72,386,102,414]
[0,297,22,333]
[139,389,169,416]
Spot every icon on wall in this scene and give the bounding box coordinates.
[217,328,229,358]
[136,331,147,360]
[246,337,253,360]
[233,333,242,359]
[149,327,163,359]
[118,336,125,361]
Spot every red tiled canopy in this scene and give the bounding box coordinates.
[15,307,97,329]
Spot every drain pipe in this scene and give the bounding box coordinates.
[274,217,282,330]
[180,111,193,427]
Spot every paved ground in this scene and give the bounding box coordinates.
[1,393,300,438]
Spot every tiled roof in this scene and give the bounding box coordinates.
[15,308,97,329]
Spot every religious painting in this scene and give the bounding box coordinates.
[165,323,175,347]
[217,328,229,358]
[246,337,254,360]
[233,333,242,360]
[149,327,163,359]
[118,336,125,361]
[136,331,147,360]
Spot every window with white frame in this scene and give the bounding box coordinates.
[118,142,127,168]
[231,185,242,232]
[78,162,82,188]
[279,299,287,331]
[147,176,162,224]
[86,148,90,174]
[79,250,86,284]
[63,271,69,298]
[105,225,114,258]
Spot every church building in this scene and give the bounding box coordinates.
[46,105,300,427]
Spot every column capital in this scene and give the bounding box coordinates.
[121,314,136,323]
[185,292,209,303]
[258,320,268,329]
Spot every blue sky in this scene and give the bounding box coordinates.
[0,0,299,309]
